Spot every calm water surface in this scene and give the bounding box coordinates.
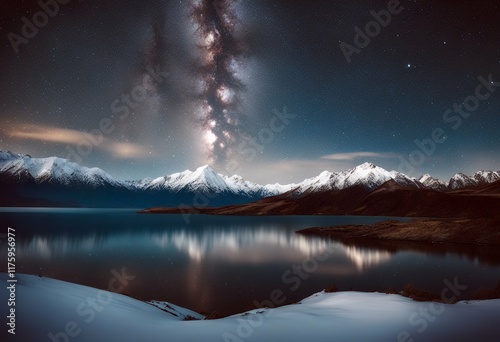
[1,208,499,316]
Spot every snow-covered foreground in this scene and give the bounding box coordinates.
[1,274,499,342]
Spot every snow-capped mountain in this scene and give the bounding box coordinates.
[0,151,289,207]
[418,174,448,191]
[289,163,422,194]
[138,164,285,198]
[330,162,422,191]
[447,170,500,190]
[448,173,478,190]
[291,171,334,193]
[0,151,125,188]
[473,170,500,185]
[1,150,500,207]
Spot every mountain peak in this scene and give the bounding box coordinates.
[173,164,231,193]
[357,162,377,169]
[451,172,469,179]
[318,170,333,178]
[418,173,447,190]
[350,162,391,175]
[0,150,29,161]
[419,174,433,182]
[195,164,215,173]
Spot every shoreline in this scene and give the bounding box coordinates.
[297,216,500,246]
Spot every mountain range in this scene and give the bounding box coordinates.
[1,150,499,208]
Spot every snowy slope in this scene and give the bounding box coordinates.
[0,151,127,188]
[292,170,334,193]
[139,165,286,198]
[473,170,500,185]
[332,162,422,191]
[448,173,479,190]
[447,171,500,190]
[289,163,422,194]
[419,174,448,191]
[1,273,499,342]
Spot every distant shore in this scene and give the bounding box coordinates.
[138,206,500,246]
[137,207,209,214]
[297,216,500,246]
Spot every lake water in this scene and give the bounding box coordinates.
[1,208,500,316]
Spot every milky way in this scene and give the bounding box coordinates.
[189,0,248,165]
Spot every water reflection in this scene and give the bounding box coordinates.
[18,227,396,271]
[3,210,500,316]
[343,246,392,270]
[152,228,341,262]
[15,224,500,270]
[19,233,101,260]
[14,226,500,314]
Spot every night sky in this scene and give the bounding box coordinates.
[1,0,499,183]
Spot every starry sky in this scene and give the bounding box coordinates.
[0,0,499,184]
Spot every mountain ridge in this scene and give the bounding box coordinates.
[1,150,499,208]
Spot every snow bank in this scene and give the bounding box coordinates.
[1,273,499,342]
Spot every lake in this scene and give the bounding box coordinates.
[1,208,500,316]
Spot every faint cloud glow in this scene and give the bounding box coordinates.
[321,152,399,161]
[5,123,154,159]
